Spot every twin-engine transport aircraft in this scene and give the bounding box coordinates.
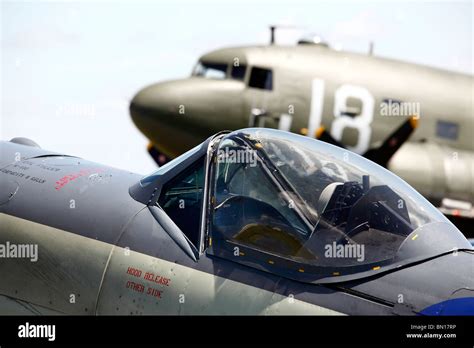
[0,129,473,315]
[130,36,474,225]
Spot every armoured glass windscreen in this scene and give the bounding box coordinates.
[158,158,205,247]
[140,145,201,187]
[211,129,456,269]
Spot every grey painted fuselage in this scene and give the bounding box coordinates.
[0,139,472,315]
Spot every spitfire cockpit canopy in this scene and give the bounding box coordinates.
[131,128,471,283]
[208,129,470,282]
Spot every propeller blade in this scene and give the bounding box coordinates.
[313,116,418,168]
[315,126,347,148]
[363,116,419,167]
[147,142,170,166]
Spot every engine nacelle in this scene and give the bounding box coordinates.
[389,142,474,205]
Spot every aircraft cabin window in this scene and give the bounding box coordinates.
[231,65,246,80]
[158,158,205,247]
[436,120,459,140]
[248,67,273,90]
[193,61,228,79]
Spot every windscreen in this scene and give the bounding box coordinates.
[193,61,227,79]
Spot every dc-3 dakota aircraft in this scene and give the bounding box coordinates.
[0,129,473,315]
[130,32,474,228]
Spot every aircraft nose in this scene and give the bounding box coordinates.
[130,81,206,157]
[130,83,171,128]
[130,78,246,158]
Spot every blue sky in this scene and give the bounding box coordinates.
[1,0,472,174]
